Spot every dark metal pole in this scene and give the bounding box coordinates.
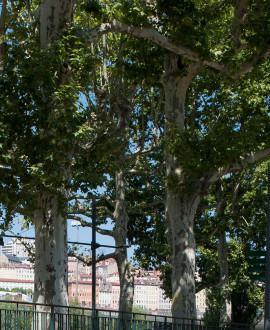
[91,198,98,330]
[92,198,96,311]
[265,163,270,330]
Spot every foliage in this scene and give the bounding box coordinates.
[132,305,147,320]
[11,288,33,295]
[198,239,264,324]
[69,297,81,308]
[196,161,268,322]
[0,299,33,329]
[1,0,270,316]
[0,16,85,221]
[165,66,270,186]
[203,306,220,325]
[0,288,33,296]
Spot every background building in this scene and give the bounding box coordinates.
[1,238,34,258]
[0,239,206,314]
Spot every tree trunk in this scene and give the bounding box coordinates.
[216,182,232,323]
[33,192,68,329]
[31,0,73,315]
[218,231,232,323]
[115,247,134,315]
[113,170,134,316]
[115,246,134,328]
[167,191,201,319]
[162,54,202,319]
[38,0,73,47]
[0,0,7,67]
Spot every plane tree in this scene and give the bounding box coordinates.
[1,0,270,321]
[196,161,268,323]
[67,80,164,314]
[0,0,86,311]
[64,19,166,314]
[0,0,163,313]
[87,0,270,318]
[0,0,121,311]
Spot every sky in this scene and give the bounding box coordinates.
[2,216,135,261]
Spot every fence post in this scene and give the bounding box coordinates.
[49,305,55,330]
[265,163,270,330]
[92,308,99,330]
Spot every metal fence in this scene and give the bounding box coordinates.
[0,300,254,330]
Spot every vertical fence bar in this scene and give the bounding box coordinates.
[49,305,55,330]
[92,198,98,330]
[92,198,97,311]
[265,162,270,330]
[0,301,258,330]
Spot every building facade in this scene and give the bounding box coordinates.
[68,279,99,308]
[1,239,34,258]
[0,240,206,313]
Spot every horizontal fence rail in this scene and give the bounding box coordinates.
[0,300,254,330]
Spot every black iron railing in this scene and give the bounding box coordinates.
[0,300,254,330]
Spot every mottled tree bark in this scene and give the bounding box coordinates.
[0,0,7,70]
[162,54,202,319]
[218,231,232,323]
[32,0,73,317]
[113,170,134,317]
[37,0,73,47]
[33,193,68,308]
[216,183,232,323]
[166,191,201,319]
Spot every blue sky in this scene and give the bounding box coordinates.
[2,217,135,261]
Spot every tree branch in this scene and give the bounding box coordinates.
[196,227,219,246]
[68,193,116,208]
[129,200,164,215]
[124,144,159,161]
[196,282,206,294]
[68,215,114,236]
[205,147,270,183]
[68,251,116,266]
[0,164,11,169]
[79,19,270,79]
[0,0,7,37]
[68,195,89,201]
[100,206,115,219]
[98,195,116,208]
[230,0,248,52]
[124,168,158,176]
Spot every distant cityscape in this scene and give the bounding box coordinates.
[0,238,207,315]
